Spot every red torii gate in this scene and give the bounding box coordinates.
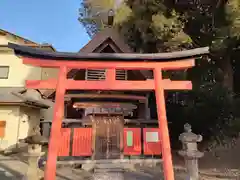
[9,43,209,180]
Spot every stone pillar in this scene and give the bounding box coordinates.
[23,144,45,180]
[178,123,204,180]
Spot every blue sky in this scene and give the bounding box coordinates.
[0,0,90,52]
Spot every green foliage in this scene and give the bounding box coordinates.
[79,0,129,37]
[166,75,240,149]
[79,0,192,52]
[118,0,192,52]
[166,56,240,147]
[114,3,132,25]
[225,0,240,39]
[79,0,116,37]
[185,82,237,141]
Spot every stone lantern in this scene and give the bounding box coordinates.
[178,123,204,180]
[20,126,48,180]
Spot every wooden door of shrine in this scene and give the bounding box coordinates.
[93,115,123,160]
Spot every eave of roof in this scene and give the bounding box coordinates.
[8,43,209,62]
[23,44,56,52]
[0,88,50,109]
[0,29,37,45]
[11,91,50,109]
[0,44,56,53]
[0,102,48,109]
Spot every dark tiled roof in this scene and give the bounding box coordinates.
[0,28,56,51]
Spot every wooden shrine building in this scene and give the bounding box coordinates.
[8,27,209,180]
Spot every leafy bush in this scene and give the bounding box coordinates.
[182,82,240,149]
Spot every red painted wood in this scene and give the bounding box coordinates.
[143,128,161,155]
[123,128,141,155]
[25,79,192,90]
[58,128,71,156]
[154,68,174,180]
[72,128,92,156]
[106,69,116,82]
[23,57,194,70]
[44,66,67,180]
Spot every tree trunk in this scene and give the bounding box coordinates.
[221,56,233,91]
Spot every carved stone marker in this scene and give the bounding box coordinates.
[178,123,204,180]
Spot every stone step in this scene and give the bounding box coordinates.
[93,172,124,180]
[95,163,123,169]
[94,168,124,173]
[94,163,124,173]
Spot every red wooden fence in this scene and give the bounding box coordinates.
[58,127,162,157]
[72,128,92,156]
[143,128,161,155]
[123,128,141,155]
[58,128,71,156]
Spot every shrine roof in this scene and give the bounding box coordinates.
[78,27,132,53]
[8,43,209,62]
[0,88,51,109]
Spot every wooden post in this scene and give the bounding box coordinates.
[106,120,110,159]
[145,93,150,120]
[44,66,67,180]
[91,116,96,160]
[120,121,124,159]
[154,68,174,180]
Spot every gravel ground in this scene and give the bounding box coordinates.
[134,165,240,180]
[0,153,239,180]
[0,164,239,180]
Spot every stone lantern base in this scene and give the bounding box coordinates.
[22,144,45,180]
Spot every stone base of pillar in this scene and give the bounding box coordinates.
[22,144,45,180]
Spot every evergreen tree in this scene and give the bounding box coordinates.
[172,0,240,90]
[79,0,192,52]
